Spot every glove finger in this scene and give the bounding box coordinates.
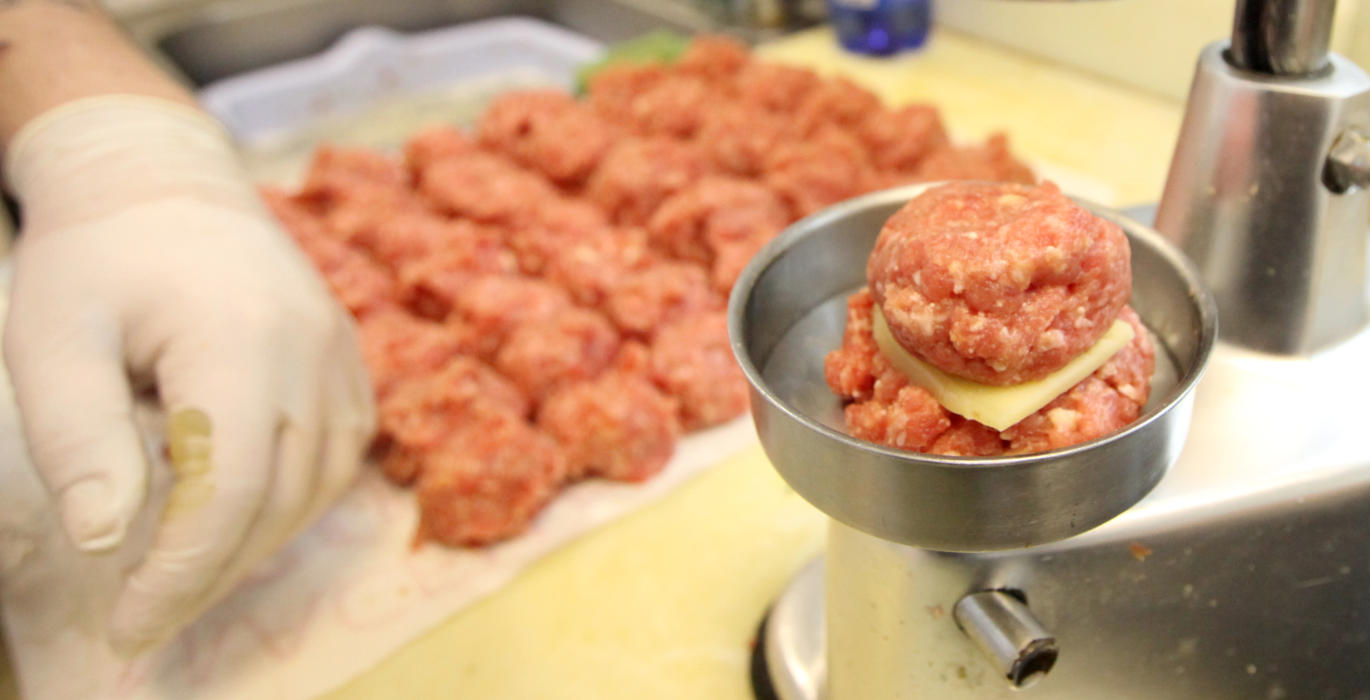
[180,408,324,622]
[3,307,147,552]
[302,329,375,525]
[107,351,277,655]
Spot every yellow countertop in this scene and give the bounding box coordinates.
[323,25,1187,700]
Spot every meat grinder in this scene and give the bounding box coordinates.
[729,0,1370,697]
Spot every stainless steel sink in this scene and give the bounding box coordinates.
[119,0,821,87]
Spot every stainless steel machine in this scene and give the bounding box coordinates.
[731,1,1370,697]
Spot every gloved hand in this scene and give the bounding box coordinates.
[2,95,376,655]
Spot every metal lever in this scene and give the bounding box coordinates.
[953,590,1058,689]
[1229,0,1336,75]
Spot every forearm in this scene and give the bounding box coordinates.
[0,1,196,151]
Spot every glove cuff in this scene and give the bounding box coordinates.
[4,95,264,230]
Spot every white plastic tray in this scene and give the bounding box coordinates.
[201,16,604,145]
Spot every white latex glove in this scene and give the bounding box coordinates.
[2,96,376,655]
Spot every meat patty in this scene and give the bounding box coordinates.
[868,181,1131,385]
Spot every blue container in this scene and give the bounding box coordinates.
[828,0,932,56]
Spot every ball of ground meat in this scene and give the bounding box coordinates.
[449,274,573,358]
[318,184,429,246]
[764,125,875,218]
[693,102,789,177]
[477,89,614,184]
[543,227,656,307]
[647,176,788,292]
[395,226,518,318]
[505,198,610,275]
[604,260,721,338]
[649,311,749,429]
[538,370,680,482]
[322,250,401,318]
[791,76,883,136]
[378,356,529,450]
[868,181,1131,385]
[858,103,950,174]
[494,307,621,402]
[587,62,670,126]
[619,74,714,138]
[403,126,478,179]
[733,61,821,113]
[264,192,401,317]
[358,309,479,398]
[914,133,1036,185]
[647,175,788,265]
[586,137,713,226]
[414,411,569,546]
[677,34,751,83]
[299,146,410,206]
[417,151,559,225]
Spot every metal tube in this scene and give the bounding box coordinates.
[1229,0,1336,75]
[953,590,1058,688]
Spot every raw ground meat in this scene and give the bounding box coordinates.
[537,365,681,481]
[494,307,621,402]
[649,311,749,429]
[604,260,720,338]
[378,355,529,451]
[823,288,884,403]
[914,133,1036,185]
[264,34,1051,547]
[357,308,477,398]
[395,224,518,318]
[298,146,409,205]
[858,103,950,174]
[585,137,713,226]
[417,151,559,224]
[264,188,401,316]
[693,102,789,177]
[619,74,714,138]
[733,61,821,113]
[412,411,569,546]
[1000,306,1155,453]
[477,90,613,184]
[825,286,1154,455]
[843,380,952,452]
[504,197,610,275]
[868,181,1131,385]
[647,175,787,265]
[764,125,875,218]
[791,76,883,136]
[543,227,656,307]
[676,34,750,83]
[448,274,573,358]
[403,126,478,178]
[647,176,788,292]
[587,62,670,128]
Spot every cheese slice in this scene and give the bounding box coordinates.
[871,306,1134,431]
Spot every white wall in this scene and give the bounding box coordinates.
[934,0,1369,101]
